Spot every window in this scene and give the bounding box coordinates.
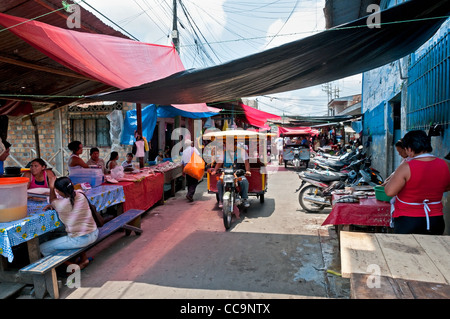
[71,118,110,147]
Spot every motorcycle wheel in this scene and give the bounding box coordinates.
[299,185,326,213]
[223,197,233,230]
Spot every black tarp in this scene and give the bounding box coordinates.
[88,0,450,105]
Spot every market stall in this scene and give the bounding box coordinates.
[321,193,391,239]
[106,168,165,212]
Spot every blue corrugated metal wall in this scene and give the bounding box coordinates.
[407,30,449,131]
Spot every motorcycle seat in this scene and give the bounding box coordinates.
[304,171,342,182]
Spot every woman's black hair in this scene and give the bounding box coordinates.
[54,176,76,207]
[106,151,119,169]
[108,151,118,161]
[394,139,404,148]
[30,158,47,168]
[402,130,432,154]
[68,141,82,153]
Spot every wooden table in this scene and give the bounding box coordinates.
[322,194,392,240]
[113,173,164,211]
[340,231,450,298]
[162,165,184,199]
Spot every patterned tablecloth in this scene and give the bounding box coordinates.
[0,185,125,262]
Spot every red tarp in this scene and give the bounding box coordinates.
[322,195,390,227]
[0,12,211,113]
[112,173,164,212]
[278,126,319,136]
[240,103,281,129]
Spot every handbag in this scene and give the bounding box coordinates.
[81,192,104,227]
[183,151,205,181]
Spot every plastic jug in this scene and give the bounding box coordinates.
[0,177,29,222]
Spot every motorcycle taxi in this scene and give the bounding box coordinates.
[203,130,269,230]
[282,135,311,170]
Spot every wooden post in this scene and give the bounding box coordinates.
[30,115,41,158]
[136,103,144,168]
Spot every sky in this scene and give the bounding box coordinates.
[79,0,362,117]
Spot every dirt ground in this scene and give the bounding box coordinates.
[21,163,350,300]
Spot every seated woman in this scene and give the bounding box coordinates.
[86,147,106,173]
[384,130,450,235]
[23,158,56,189]
[41,176,98,269]
[67,141,89,173]
[105,151,119,174]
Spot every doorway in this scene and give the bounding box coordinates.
[392,98,402,169]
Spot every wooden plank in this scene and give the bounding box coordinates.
[45,269,59,299]
[350,274,414,299]
[0,283,26,299]
[340,231,391,278]
[413,234,450,285]
[407,280,450,299]
[27,237,42,263]
[375,233,447,284]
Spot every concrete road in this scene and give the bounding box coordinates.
[58,164,349,299]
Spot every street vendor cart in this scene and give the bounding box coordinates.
[203,130,268,229]
[278,127,317,170]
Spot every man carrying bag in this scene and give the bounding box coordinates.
[182,139,205,202]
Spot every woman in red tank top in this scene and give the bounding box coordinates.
[385,130,450,234]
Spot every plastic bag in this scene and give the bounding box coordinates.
[106,110,124,153]
[110,165,124,180]
[183,151,205,181]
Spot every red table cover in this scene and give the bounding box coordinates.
[112,173,164,212]
[322,195,391,227]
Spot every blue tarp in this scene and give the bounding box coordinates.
[121,104,218,145]
[156,105,218,119]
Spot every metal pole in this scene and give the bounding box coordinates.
[136,103,144,168]
[172,0,179,54]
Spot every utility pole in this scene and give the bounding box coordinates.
[322,82,332,116]
[172,0,179,54]
[172,0,181,133]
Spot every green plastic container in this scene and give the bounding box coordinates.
[374,185,393,202]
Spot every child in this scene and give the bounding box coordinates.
[122,152,134,168]
[154,149,164,163]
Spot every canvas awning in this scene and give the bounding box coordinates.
[0,12,212,113]
[239,103,281,129]
[87,0,449,105]
[278,127,319,136]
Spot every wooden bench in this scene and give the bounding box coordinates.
[20,208,145,299]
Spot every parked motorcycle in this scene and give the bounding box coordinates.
[296,154,383,213]
[219,168,248,229]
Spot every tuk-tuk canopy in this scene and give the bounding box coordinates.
[278,127,319,136]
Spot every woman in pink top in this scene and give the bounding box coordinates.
[23,158,56,189]
[41,176,98,268]
[385,130,450,234]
